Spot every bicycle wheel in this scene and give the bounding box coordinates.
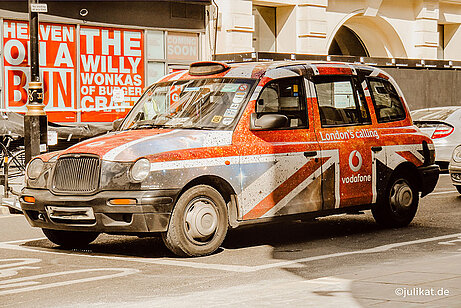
[8,150,25,178]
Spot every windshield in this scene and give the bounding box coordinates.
[120,78,256,131]
[411,107,459,121]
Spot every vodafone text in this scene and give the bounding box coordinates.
[341,173,371,184]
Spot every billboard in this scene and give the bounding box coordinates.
[3,20,77,122]
[3,21,145,123]
[80,26,144,122]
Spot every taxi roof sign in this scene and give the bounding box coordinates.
[189,61,230,76]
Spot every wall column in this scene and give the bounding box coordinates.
[414,0,439,59]
[296,0,328,54]
[215,0,254,54]
[439,2,461,61]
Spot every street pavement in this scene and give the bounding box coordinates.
[0,174,460,307]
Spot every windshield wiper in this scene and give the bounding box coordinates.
[130,122,169,130]
[178,126,214,130]
[129,115,175,130]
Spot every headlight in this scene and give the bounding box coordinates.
[26,158,44,180]
[453,146,461,163]
[129,158,150,182]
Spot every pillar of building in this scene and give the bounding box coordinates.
[296,0,328,55]
[439,2,461,61]
[215,0,254,54]
[414,0,440,59]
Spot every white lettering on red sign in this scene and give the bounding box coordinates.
[80,26,144,122]
[3,21,77,122]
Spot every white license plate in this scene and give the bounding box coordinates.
[45,206,95,220]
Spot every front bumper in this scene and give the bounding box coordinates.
[449,162,461,187]
[20,188,180,233]
[433,143,455,163]
[418,164,440,197]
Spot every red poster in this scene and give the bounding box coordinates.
[80,26,144,122]
[3,20,77,122]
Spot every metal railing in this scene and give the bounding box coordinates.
[215,52,461,70]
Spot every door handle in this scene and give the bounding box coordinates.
[371,146,383,153]
[304,151,318,158]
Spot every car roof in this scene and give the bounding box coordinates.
[157,60,389,83]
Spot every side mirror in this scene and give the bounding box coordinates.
[112,118,123,131]
[256,99,264,113]
[250,113,288,130]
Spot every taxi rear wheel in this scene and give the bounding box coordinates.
[162,185,228,257]
[42,229,99,247]
[372,174,419,228]
[456,186,461,194]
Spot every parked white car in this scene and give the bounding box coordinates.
[411,106,461,169]
[449,145,461,194]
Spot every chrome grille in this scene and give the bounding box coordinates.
[52,156,100,193]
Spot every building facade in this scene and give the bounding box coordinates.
[210,0,461,61]
[1,1,460,122]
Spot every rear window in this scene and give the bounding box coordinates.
[411,108,459,121]
[314,76,371,127]
[368,78,406,123]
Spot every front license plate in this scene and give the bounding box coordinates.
[45,206,95,220]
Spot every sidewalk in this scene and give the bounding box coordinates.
[109,252,461,307]
[342,252,461,307]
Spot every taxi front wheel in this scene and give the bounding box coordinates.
[162,185,228,257]
[372,174,419,228]
[42,229,99,247]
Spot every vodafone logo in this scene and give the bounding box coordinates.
[342,150,370,184]
[349,150,362,172]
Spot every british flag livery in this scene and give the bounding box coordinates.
[21,60,439,256]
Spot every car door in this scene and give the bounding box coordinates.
[236,74,323,220]
[310,73,379,209]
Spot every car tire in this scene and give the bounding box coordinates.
[456,186,461,195]
[162,185,228,257]
[372,173,419,228]
[42,229,99,247]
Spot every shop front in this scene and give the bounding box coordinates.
[0,1,208,123]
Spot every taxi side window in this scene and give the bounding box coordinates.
[314,76,371,127]
[256,77,308,128]
[367,78,406,123]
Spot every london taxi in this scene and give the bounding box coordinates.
[21,61,440,257]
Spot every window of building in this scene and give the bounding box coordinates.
[256,77,307,129]
[146,30,166,86]
[314,76,371,127]
[252,5,276,52]
[367,78,406,123]
[147,62,166,86]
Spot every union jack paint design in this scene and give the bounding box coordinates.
[32,60,437,225]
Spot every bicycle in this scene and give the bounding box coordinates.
[0,135,26,214]
[0,135,26,178]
